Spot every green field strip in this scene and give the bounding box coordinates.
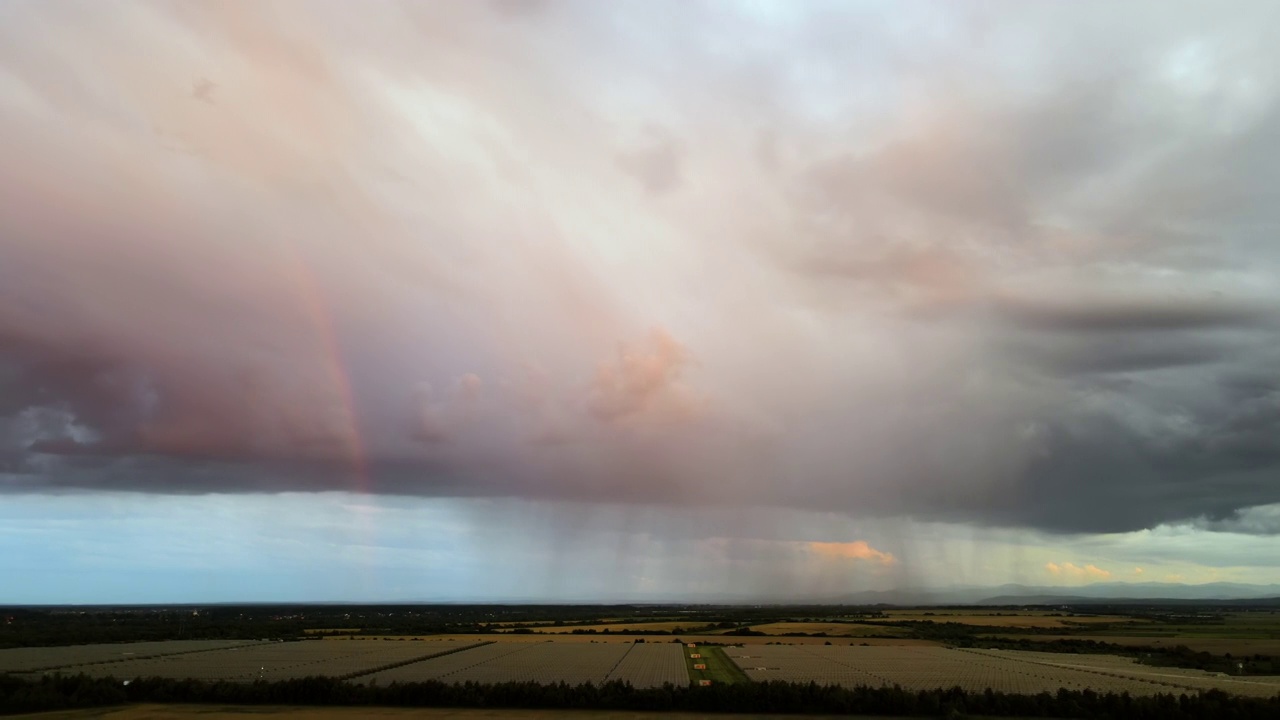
[339,640,494,681]
[705,646,751,684]
[684,644,749,685]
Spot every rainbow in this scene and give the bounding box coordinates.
[279,245,380,594]
[281,252,371,490]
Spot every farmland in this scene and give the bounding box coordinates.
[1,639,488,683]
[962,648,1280,698]
[981,634,1280,656]
[877,611,1146,628]
[350,634,941,647]
[527,622,701,634]
[684,644,748,685]
[356,641,686,688]
[720,644,1280,698]
[740,622,909,637]
[1,639,685,689]
[0,641,266,673]
[5,636,1279,699]
[5,602,1280,712]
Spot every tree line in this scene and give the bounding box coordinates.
[3,672,1279,719]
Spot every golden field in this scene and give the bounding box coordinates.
[740,622,907,637]
[526,622,701,634]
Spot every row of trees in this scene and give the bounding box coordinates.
[3,673,1279,719]
[0,605,719,648]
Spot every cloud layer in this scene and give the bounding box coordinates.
[3,0,1280,534]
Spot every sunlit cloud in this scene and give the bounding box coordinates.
[806,541,897,567]
[1045,562,1112,580]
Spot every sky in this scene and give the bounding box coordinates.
[2,0,1279,603]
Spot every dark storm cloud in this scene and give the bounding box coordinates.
[1194,505,1280,536]
[978,413,1280,534]
[994,297,1276,335]
[3,0,1280,535]
[994,323,1273,376]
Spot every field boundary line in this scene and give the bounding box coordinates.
[16,640,279,674]
[432,640,544,681]
[600,640,636,683]
[340,641,495,681]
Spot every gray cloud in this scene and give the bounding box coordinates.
[3,0,1280,535]
[1194,505,1280,536]
[994,297,1275,335]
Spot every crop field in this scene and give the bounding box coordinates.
[13,640,486,682]
[0,640,264,673]
[493,616,685,627]
[528,622,700,633]
[878,611,1145,628]
[595,616,686,623]
[356,641,685,688]
[962,649,1280,698]
[340,634,938,646]
[8,637,1276,698]
[606,643,690,687]
[711,636,940,647]
[988,648,1280,697]
[965,610,1280,655]
[721,645,1280,697]
[982,634,1280,656]
[744,623,907,637]
[341,635,693,645]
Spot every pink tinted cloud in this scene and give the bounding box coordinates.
[806,541,898,567]
[587,329,704,424]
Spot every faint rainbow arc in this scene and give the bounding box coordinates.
[278,244,379,595]
[283,255,372,493]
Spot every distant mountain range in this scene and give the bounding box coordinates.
[832,582,1280,606]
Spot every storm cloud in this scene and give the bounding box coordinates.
[3,0,1280,535]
